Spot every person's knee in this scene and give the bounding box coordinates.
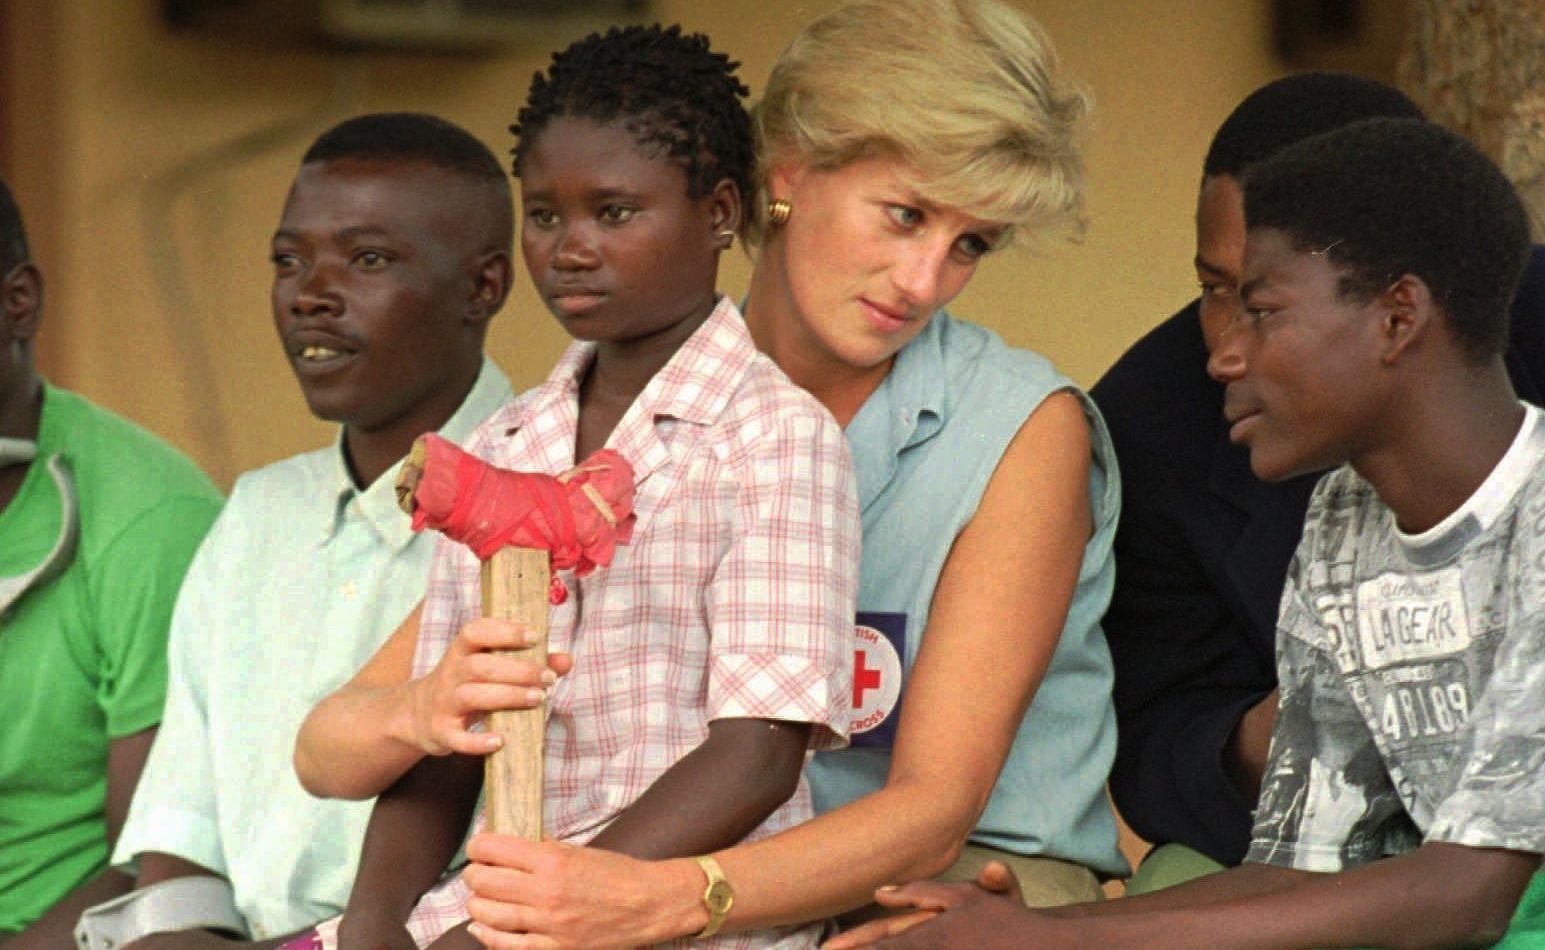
[1123,842,1225,897]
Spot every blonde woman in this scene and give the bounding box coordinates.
[452,0,1128,944]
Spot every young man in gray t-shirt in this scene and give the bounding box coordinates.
[827,118,1544,950]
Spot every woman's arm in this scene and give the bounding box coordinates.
[293,605,562,800]
[292,604,428,799]
[463,392,1096,943]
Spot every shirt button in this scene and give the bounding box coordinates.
[341,581,359,599]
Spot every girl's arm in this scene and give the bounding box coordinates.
[463,392,1096,944]
[587,718,812,858]
[337,753,485,950]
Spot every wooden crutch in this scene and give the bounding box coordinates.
[395,434,634,838]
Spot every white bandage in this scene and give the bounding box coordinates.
[75,876,246,949]
[0,448,78,620]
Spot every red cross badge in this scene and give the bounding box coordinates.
[850,615,905,748]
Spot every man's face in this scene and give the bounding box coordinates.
[1195,174,1247,355]
[269,159,495,441]
[1206,227,1386,482]
[0,262,41,439]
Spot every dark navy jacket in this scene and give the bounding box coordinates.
[1091,245,1545,865]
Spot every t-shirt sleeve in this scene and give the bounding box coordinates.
[90,494,223,738]
[704,409,859,751]
[1246,499,1418,873]
[111,502,231,875]
[1426,548,1545,855]
[1244,566,1323,868]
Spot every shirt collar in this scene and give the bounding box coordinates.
[325,356,514,549]
[636,296,756,426]
[1396,402,1545,565]
[511,295,755,435]
[846,310,950,511]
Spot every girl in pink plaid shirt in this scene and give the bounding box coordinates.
[443,0,1125,947]
[293,23,859,950]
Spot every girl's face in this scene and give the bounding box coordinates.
[759,155,1005,375]
[519,116,736,350]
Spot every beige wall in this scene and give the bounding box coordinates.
[4,0,1287,488]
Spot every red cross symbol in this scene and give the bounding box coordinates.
[853,648,883,708]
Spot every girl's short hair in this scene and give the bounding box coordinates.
[748,0,1089,247]
[511,24,753,205]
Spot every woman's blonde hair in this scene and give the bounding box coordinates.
[746,0,1090,248]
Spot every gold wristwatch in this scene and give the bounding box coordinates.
[694,854,734,938]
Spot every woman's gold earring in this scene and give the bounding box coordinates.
[767,199,792,226]
[715,229,735,248]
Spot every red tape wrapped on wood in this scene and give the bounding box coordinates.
[404,434,636,585]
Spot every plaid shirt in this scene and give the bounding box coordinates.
[400,297,858,948]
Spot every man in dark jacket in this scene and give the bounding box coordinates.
[1090,73,1545,892]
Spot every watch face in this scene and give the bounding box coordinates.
[706,879,734,913]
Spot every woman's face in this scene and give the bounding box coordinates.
[765,155,1005,373]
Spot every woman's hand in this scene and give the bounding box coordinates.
[407,619,572,757]
[823,864,1036,950]
[460,834,699,950]
[822,860,1024,949]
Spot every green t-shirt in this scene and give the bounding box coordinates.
[0,384,222,934]
[1497,870,1545,948]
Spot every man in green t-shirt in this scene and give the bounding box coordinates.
[0,175,223,946]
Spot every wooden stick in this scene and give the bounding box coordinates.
[480,546,549,840]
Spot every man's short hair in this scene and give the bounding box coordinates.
[1203,72,1424,181]
[1245,117,1531,362]
[302,112,508,187]
[301,112,512,254]
[0,177,31,274]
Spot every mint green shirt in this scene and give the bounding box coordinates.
[0,385,222,934]
[111,359,511,939]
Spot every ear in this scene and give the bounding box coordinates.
[466,251,514,328]
[2,263,43,343]
[707,178,743,251]
[1375,273,1434,365]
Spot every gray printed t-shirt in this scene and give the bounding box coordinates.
[1247,404,1545,872]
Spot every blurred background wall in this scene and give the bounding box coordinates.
[0,0,1422,487]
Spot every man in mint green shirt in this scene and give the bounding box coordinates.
[0,177,224,945]
[104,113,516,946]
